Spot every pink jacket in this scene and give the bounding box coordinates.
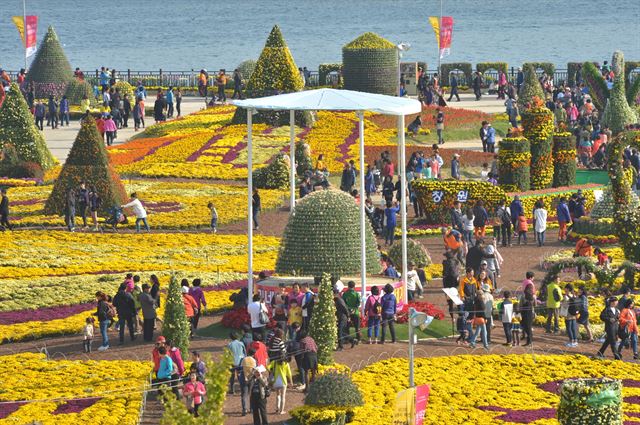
[184,381,206,404]
[103,118,117,132]
[566,106,579,121]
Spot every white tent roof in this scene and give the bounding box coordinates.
[232,88,421,116]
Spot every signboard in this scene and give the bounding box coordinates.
[393,384,431,424]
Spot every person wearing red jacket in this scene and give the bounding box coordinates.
[182,287,198,336]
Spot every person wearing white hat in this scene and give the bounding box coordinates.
[249,365,270,424]
[481,282,494,344]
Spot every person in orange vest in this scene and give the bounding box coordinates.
[182,286,199,337]
[574,238,593,277]
[442,226,465,265]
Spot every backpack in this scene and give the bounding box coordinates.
[567,297,579,316]
[499,207,511,226]
[553,287,562,302]
[106,302,117,319]
[370,296,382,315]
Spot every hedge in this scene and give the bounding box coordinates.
[440,63,473,86]
[476,62,508,75]
[522,62,555,77]
[552,132,577,187]
[623,60,640,86]
[412,179,508,225]
[318,63,342,85]
[522,105,554,189]
[343,33,398,96]
[498,137,530,191]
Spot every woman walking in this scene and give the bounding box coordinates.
[269,359,293,415]
[576,286,593,342]
[618,299,638,359]
[249,367,269,425]
[88,186,101,231]
[562,284,579,347]
[519,285,536,346]
[380,283,397,344]
[94,291,111,351]
[533,200,548,246]
[365,286,382,344]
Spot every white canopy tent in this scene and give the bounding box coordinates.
[233,88,422,310]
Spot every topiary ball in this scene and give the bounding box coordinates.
[304,372,364,407]
[388,238,431,268]
[276,189,379,277]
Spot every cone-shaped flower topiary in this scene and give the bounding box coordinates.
[309,273,338,365]
[64,79,95,106]
[0,83,56,170]
[44,116,126,215]
[245,25,304,97]
[276,189,379,277]
[25,26,73,98]
[602,51,638,134]
[161,275,191,356]
[517,64,545,111]
[388,238,431,268]
[343,32,398,95]
[591,185,640,220]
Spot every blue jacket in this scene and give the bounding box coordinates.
[60,99,69,113]
[228,339,246,366]
[385,206,399,227]
[100,71,109,86]
[365,171,376,194]
[166,90,174,103]
[157,356,174,379]
[509,200,523,220]
[486,126,496,144]
[556,202,571,222]
[381,293,397,315]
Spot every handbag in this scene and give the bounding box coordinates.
[618,324,629,340]
[259,304,269,325]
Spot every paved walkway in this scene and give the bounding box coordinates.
[42,97,208,163]
[443,91,509,114]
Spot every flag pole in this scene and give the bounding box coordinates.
[23,0,28,69]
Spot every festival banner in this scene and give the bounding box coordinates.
[415,384,431,425]
[428,16,440,47]
[12,15,38,57]
[393,387,416,425]
[439,17,453,59]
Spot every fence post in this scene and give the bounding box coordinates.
[127,69,131,82]
[159,68,163,87]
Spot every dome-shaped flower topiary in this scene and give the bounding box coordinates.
[64,79,95,106]
[276,190,379,277]
[388,238,431,268]
[305,371,364,407]
[591,186,640,219]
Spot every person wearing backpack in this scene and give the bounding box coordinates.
[365,286,382,344]
[342,281,362,344]
[380,284,397,344]
[94,291,113,351]
[563,284,580,347]
[545,278,562,334]
[496,200,512,247]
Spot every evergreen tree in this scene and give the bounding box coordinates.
[25,26,73,98]
[602,51,638,134]
[309,273,338,365]
[0,83,56,170]
[517,64,545,111]
[160,351,232,424]
[44,115,126,215]
[161,275,190,356]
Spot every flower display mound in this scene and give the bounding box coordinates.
[232,25,310,127]
[412,179,508,225]
[552,132,577,188]
[498,137,531,191]
[518,64,545,111]
[582,61,609,111]
[388,238,431,268]
[395,300,445,324]
[24,26,74,98]
[569,217,618,245]
[348,354,640,425]
[592,185,640,220]
[113,81,135,104]
[276,190,379,277]
[64,79,95,106]
[0,83,57,171]
[342,32,398,96]
[44,116,127,215]
[0,352,147,424]
[558,378,622,425]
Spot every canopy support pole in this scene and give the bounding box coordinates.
[247,109,254,301]
[398,115,408,304]
[289,110,296,214]
[358,111,367,317]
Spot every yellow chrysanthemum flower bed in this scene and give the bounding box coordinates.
[0,352,149,425]
[349,354,640,425]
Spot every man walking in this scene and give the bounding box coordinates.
[334,289,355,350]
[139,283,157,342]
[166,86,174,118]
[447,74,460,101]
[473,71,483,100]
[113,283,136,344]
[342,281,361,344]
[597,297,621,360]
[545,279,562,334]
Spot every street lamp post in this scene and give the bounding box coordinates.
[396,43,411,97]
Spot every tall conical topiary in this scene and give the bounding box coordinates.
[309,273,338,365]
[0,83,56,170]
[276,190,379,278]
[44,116,126,215]
[231,25,309,126]
[161,275,191,356]
[518,64,545,111]
[602,51,638,134]
[25,26,73,98]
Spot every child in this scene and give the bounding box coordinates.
[83,317,95,353]
[183,372,206,417]
[455,305,469,346]
[207,202,218,233]
[498,291,513,347]
[288,299,303,340]
[511,303,521,346]
[517,212,528,245]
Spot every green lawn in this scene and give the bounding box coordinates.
[405,119,511,145]
[197,321,233,339]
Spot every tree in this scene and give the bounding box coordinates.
[43,116,127,215]
[309,273,338,365]
[275,190,379,277]
[388,239,431,268]
[253,153,290,189]
[295,140,313,177]
[0,83,56,170]
[517,64,545,111]
[602,51,638,134]
[24,26,73,98]
[161,275,190,356]
[160,351,232,425]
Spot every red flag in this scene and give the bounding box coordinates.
[12,15,38,57]
[439,16,453,59]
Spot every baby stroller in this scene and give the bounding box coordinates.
[371,207,385,236]
[105,206,128,231]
